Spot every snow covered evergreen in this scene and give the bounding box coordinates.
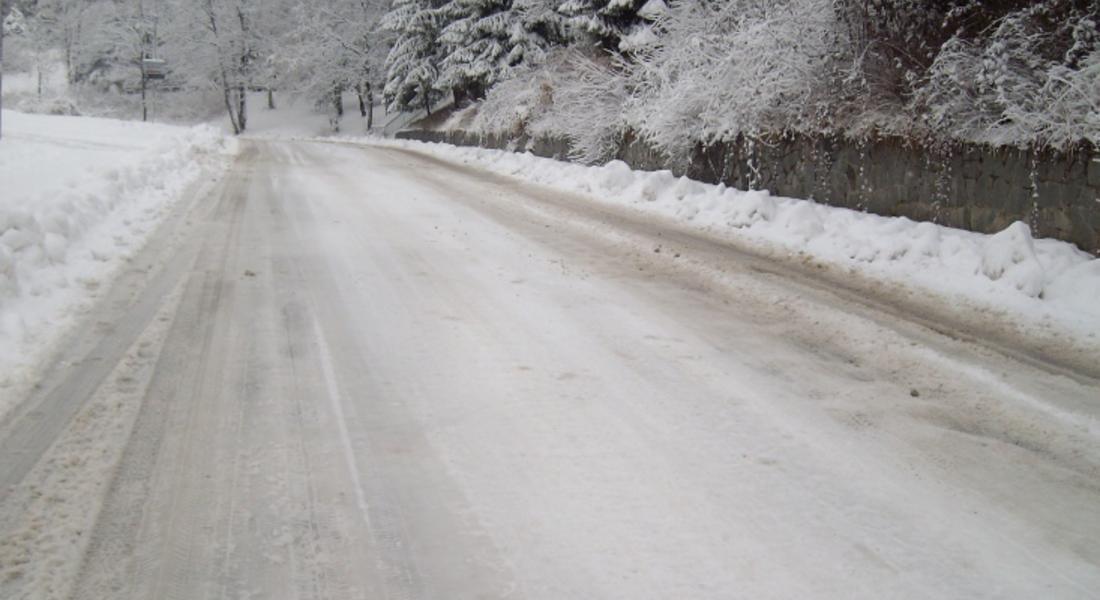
[382,0,444,113]
[556,0,645,51]
[435,0,513,104]
[506,0,569,68]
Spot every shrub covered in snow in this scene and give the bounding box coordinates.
[917,4,1100,150]
[625,0,851,157]
[472,49,631,163]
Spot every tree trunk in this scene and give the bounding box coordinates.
[357,87,367,118]
[366,86,374,131]
[334,84,343,117]
[235,5,250,133]
[221,72,240,134]
[65,35,74,85]
[203,0,239,135]
[140,61,148,122]
[238,84,247,133]
[223,90,238,134]
[267,87,275,110]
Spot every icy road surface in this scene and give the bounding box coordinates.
[1,140,1098,599]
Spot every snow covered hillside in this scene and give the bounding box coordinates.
[0,111,235,417]
[369,138,1100,348]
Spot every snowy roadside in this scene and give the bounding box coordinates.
[0,110,237,419]
[357,137,1100,346]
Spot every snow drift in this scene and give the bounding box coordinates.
[0,110,235,405]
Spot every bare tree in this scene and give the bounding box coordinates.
[187,0,257,134]
[278,0,389,130]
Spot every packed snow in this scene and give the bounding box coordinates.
[0,110,235,417]
[364,138,1100,343]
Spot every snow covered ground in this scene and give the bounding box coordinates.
[0,103,1097,599]
[364,138,1100,347]
[0,139,1092,600]
[0,110,235,418]
[222,92,386,138]
[224,91,446,140]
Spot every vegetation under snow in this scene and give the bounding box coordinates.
[2,0,1097,156]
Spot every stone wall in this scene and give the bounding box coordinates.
[396,129,1100,254]
[689,135,1100,254]
[398,129,573,160]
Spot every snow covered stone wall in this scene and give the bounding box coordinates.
[690,136,1100,256]
[397,129,1100,254]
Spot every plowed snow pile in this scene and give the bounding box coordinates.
[0,110,235,410]
[371,138,1100,343]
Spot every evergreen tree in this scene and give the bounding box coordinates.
[505,0,569,71]
[382,0,444,113]
[435,0,512,104]
[556,0,646,51]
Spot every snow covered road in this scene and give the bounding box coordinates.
[2,139,1099,599]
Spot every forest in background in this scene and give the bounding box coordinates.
[1,0,1097,159]
[1,0,392,132]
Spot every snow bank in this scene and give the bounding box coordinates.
[368,138,1100,340]
[0,110,235,403]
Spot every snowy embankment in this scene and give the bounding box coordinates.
[369,138,1100,342]
[0,110,235,410]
